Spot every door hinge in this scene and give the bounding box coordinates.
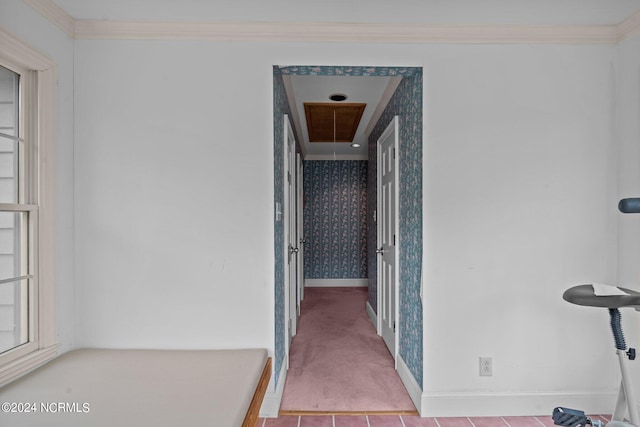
[393,234,396,246]
[393,147,396,159]
[393,321,396,333]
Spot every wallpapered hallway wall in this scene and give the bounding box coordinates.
[303,160,368,280]
[367,71,423,387]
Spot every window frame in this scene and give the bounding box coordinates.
[0,27,58,385]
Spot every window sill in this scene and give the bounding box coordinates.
[0,345,59,387]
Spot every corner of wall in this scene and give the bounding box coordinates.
[259,354,287,418]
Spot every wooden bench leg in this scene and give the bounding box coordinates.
[242,357,272,427]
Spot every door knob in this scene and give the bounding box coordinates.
[289,246,299,254]
[376,247,384,255]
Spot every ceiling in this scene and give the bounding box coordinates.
[285,75,399,160]
[49,0,640,160]
[51,0,640,25]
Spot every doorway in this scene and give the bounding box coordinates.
[272,65,424,409]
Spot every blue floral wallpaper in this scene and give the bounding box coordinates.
[368,71,423,387]
[274,65,423,390]
[303,160,368,279]
[273,68,295,386]
[278,65,420,77]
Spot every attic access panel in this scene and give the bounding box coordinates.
[304,103,366,143]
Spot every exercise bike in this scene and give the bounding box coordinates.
[553,198,640,427]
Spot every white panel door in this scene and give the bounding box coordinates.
[284,115,299,367]
[296,154,305,305]
[377,116,399,360]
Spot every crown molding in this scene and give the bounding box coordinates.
[20,0,640,44]
[22,0,75,38]
[617,9,640,41]
[73,20,620,44]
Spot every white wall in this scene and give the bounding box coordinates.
[617,37,640,296]
[0,0,76,354]
[423,44,622,415]
[73,40,277,350]
[73,37,621,415]
[617,34,640,415]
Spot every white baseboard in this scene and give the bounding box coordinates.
[419,391,618,417]
[259,359,287,418]
[397,353,423,414]
[365,300,377,331]
[305,278,368,287]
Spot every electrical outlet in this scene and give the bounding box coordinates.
[479,357,493,376]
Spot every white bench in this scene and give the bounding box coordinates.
[0,348,271,427]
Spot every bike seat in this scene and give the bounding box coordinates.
[563,284,640,309]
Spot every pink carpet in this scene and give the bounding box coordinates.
[280,287,416,413]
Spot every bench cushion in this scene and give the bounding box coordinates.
[0,348,268,427]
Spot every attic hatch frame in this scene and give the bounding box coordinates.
[303,102,367,143]
[271,65,424,408]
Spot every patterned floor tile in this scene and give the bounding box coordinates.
[436,417,475,427]
[535,416,555,427]
[264,415,300,427]
[299,415,333,426]
[367,415,404,427]
[334,415,368,427]
[470,417,509,427]
[402,416,439,427]
[502,416,545,427]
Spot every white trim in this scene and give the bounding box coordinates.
[305,278,368,287]
[365,300,377,329]
[18,2,640,45]
[0,204,38,212]
[0,25,53,72]
[36,55,57,352]
[22,0,75,38]
[618,9,640,41]
[0,345,58,387]
[0,25,58,383]
[397,353,423,415]
[71,20,622,44]
[419,391,618,417]
[259,358,287,418]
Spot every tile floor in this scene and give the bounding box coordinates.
[258,414,612,427]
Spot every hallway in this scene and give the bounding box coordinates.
[279,287,416,414]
